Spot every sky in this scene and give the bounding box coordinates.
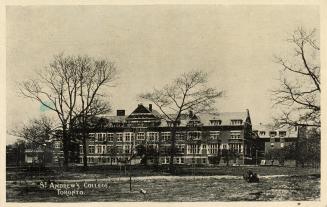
[6,5,320,144]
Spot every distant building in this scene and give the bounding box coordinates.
[78,103,255,166]
[24,134,65,166]
[24,149,44,164]
[252,123,304,154]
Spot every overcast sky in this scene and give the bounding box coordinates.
[6,5,319,144]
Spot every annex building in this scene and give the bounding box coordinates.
[252,123,305,163]
[252,124,302,153]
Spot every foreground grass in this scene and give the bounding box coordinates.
[6,165,320,181]
[6,174,320,202]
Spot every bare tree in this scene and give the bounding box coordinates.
[72,56,117,169]
[11,116,54,150]
[19,54,78,168]
[19,54,117,169]
[9,116,55,165]
[272,27,320,128]
[139,70,223,171]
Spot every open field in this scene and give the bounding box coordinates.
[6,174,320,202]
[6,166,320,202]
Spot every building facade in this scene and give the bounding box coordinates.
[252,123,302,154]
[253,124,306,165]
[78,104,255,166]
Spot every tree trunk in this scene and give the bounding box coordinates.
[169,125,177,173]
[82,134,88,169]
[156,132,161,170]
[81,116,88,170]
[62,126,69,170]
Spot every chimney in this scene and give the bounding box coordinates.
[116,110,125,116]
[189,110,193,118]
[149,104,152,112]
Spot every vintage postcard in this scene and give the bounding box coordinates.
[2,0,326,206]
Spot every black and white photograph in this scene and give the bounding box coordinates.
[4,2,323,203]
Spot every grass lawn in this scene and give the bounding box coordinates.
[6,165,320,181]
[6,174,320,202]
[6,166,320,202]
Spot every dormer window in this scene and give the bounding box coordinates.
[279,131,286,137]
[187,120,202,127]
[167,121,180,127]
[259,131,266,136]
[269,131,277,137]
[231,119,243,125]
[210,120,222,126]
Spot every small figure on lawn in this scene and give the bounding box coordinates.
[243,170,259,183]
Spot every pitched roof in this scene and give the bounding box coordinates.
[130,104,151,114]
[198,112,248,126]
[127,104,161,120]
[98,104,250,127]
[159,111,249,127]
[252,124,298,138]
[100,115,127,123]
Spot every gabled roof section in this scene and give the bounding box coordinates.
[190,114,199,120]
[127,104,161,120]
[131,104,151,114]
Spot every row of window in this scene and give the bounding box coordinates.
[229,143,243,153]
[93,133,127,142]
[81,157,208,164]
[165,119,243,127]
[187,144,234,154]
[83,143,237,155]
[210,119,243,126]
[258,131,287,137]
[85,145,130,154]
[230,131,241,139]
[80,157,126,164]
[90,131,240,142]
[160,157,207,164]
